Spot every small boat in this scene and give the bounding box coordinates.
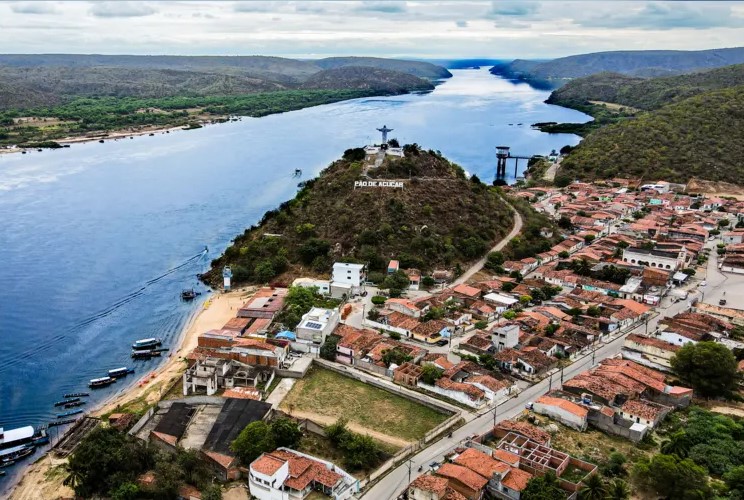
[131,349,161,359]
[89,377,115,388]
[98,139,104,143]
[63,392,89,398]
[64,401,86,409]
[108,367,134,378]
[48,419,77,427]
[181,289,200,300]
[54,398,80,407]
[1,445,35,465]
[132,338,162,350]
[56,409,83,418]
[0,470,5,475]
[293,168,302,177]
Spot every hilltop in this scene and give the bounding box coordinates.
[204,147,514,287]
[558,86,744,183]
[301,67,434,93]
[547,64,744,111]
[491,47,744,89]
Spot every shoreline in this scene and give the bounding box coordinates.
[8,287,254,500]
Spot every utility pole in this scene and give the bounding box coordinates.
[492,402,499,427]
[404,458,414,488]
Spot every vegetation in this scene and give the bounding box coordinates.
[275,286,340,330]
[501,194,562,261]
[231,418,302,465]
[63,427,218,499]
[324,418,383,470]
[206,149,513,286]
[670,342,739,398]
[522,472,566,500]
[280,367,450,441]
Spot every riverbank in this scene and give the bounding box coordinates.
[8,288,254,500]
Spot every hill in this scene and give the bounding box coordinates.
[547,63,744,111]
[203,147,514,287]
[557,86,744,184]
[491,47,744,88]
[315,57,452,80]
[301,67,434,93]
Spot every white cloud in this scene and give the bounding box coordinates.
[455,20,468,28]
[89,1,157,18]
[11,2,57,14]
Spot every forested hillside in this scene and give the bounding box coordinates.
[558,86,744,183]
[547,64,744,111]
[204,147,513,286]
[491,47,744,89]
[301,67,434,93]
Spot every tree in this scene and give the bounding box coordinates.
[320,334,340,361]
[502,282,517,292]
[660,430,692,458]
[371,295,387,306]
[632,454,711,500]
[111,483,140,500]
[519,295,533,305]
[422,276,436,289]
[486,251,505,269]
[270,418,303,449]
[382,347,412,367]
[298,238,330,265]
[342,433,382,469]
[681,268,696,276]
[201,485,223,500]
[231,421,275,465]
[605,478,630,500]
[522,472,565,500]
[558,215,573,230]
[724,466,744,497]
[253,260,276,282]
[602,453,628,477]
[381,270,411,293]
[587,305,601,317]
[558,250,570,259]
[502,310,517,320]
[474,320,488,330]
[343,147,366,161]
[578,473,607,500]
[671,341,738,398]
[420,364,444,384]
[388,138,400,148]
[584,234,596,244]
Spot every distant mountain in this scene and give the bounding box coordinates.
[491,47,744,88]
[0,54,450,110]
[315,57,452,79]
[301,66,434,93]
[547,64,744,111]
[558,86,744,184]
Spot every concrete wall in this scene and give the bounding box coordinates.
[417,382,485,409]
[587,409,646,443]
[532,402,587,431]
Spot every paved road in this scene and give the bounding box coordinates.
[454,204,524,286]
[360,288,698,500]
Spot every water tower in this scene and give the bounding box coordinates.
[496,146,510,178]
[222,266,233,291]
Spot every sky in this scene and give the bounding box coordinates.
[2,1,744,59]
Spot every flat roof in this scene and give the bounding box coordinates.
[153,402,195,441]
[202,398,272,456]
[0,425,34,445]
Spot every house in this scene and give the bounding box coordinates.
[436,463,488,500]
[388,260,400,274]
[292,277,331,295]
[619,399,672,428]
[407,269,422,291]
[483,293,519,312]
[621,334,679,372]
[295,307,339,345]
[532,395,588,431]
[492,324,520,351]
[330,262,366,298]
[516,349,557,378]
[238,287,288,320]
[408,475,467,500]
[621,247,685,271]
[453,284,483,305]
[387,298,427,318]
[182,357,272,396]
[465,375,513,403]
[393,362,424,386]
[424,377,486,408]
[461,333,493,355]
[248,448,358,500]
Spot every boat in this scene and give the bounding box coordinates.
[32,428,49,446]
[56,409,84,418]
[108,367,134,378]
[181,288,200,300]
[132,338,162,350]
[0,426,35,461]
[63,392,89,398]
[64,401,86,409]
[54,398,80,407]
[293,168,302,177]
[89,376,115,388]
[131,349,162,359]
[48,419,77,427]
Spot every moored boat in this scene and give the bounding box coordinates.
[181,288,200,300]
[132,337,162,350]
[89,376,115,388]
[54,398,80,407]
[56,409,84,418]
[64,401,86,409]
[63,392,89,398]
[108,367,134,378]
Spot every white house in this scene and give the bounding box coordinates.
[492,324,520,351]
[532,396,588,431]
[292,277,331,295]
[483,293,519,313]
[296,307,340,346]
[249,448,358,500]
[622,247,685,271]
[330,262,366,298]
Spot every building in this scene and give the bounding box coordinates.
[492,324,520,351]
[183,357,273,396]
[295,307,340,345]
[622,247,685,271]
[408,475,467,500]
[330,262,366,298]
[292,277,331,295]
[436,463,488,499]
[249,448,359,500]
[238,288,288,320]
[532,396,588,431]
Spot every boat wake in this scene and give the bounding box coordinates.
[0,249,207,375]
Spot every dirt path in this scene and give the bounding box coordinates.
[287,410,411,448]
[454,202,524,285]
[710,406,744,418]
[8,456,72,500]
[543,157,562,182]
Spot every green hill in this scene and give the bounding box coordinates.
[558,86,744,183]
[204,148,514,287]
[315,57,452,80]
[547,64,744,111]
[301,67,434,93]
[491,47,744,89]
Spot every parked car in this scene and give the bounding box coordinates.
[720,299,727,305]
[435,339,448,347]
[699,281,707,287]
[525,402,534,410]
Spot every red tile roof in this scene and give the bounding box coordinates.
[535,396,588,418]
[501,467,532,492]
[409,474,448,496]
[454,448,509,479]
[437,463,488,492]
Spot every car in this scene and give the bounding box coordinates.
[700,281,707,287]
[435,339,449,347]
[525,402,534,410]
[720,299,727,306]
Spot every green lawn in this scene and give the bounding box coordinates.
[280,367,449,442]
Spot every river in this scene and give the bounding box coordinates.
[0,68,589,489]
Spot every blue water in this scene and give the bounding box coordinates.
[0,68,589,487]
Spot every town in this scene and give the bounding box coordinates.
[37,174,744,500]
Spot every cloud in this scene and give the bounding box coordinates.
[577,2,744,30]
[489,1,540,17]
[192,12,216,19]
[233,1,284,13]
[89,1,157,18]
[455,20,468,28]
[11,2,57,15]
[355,1,408,14]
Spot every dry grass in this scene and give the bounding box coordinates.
[280,367,449,442]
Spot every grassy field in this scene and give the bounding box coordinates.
[280,367,449,442]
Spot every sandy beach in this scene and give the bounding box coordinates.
[8,288,254,500]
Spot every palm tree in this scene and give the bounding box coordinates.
[62,464,83,492]
[578,473,608,500]
[660,430,691,458]
[605,478,631,500]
